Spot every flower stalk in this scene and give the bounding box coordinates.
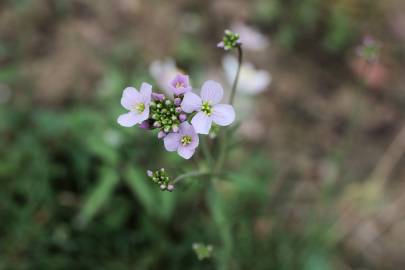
[215,44,243,174]
[229,45,243,105]
[172,170,211,185]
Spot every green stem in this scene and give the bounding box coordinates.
[215,45,243,173]
[172,171,210,185]
[229,45,243,105]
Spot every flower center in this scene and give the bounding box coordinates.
[201,101,212,116]
[133,103,145,113]
[175,82,184,88]
[181,135,192,146]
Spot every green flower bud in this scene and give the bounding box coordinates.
[218,29,241,51]
[146,168,172,191]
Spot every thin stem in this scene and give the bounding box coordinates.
[215,46,243,173]
[229,45,243,105]
[172,171,210,185]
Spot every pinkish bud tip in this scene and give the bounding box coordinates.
[167,184,174,191]
[179,113,187,122]
[152,92,165,101]
[174,98,182,106]
[158,131,166,139]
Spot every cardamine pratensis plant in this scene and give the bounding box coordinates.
[118,29,243,191]
[356,36,381,63]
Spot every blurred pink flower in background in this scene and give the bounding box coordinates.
[350,58,388,89]
[350,36,387,89]
[149,58,181,95]
[222,55,271,95]
[231,22,269,51]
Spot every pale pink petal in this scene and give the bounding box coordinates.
[179,121,194,134]
[212,104,235,126]
[121,87,142,110]
[179,122,199,148]
[200,80,224,105]
[140,83,152,104]
[181,92,202,113]
[117,112,144,127]
[188,132,199,149]
[177,146,195,159]
[139,106,150,122]
[163,133,181,151]
[191,111,212,134]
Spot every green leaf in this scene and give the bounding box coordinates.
[76,166,119,227]
[124,167,155,214]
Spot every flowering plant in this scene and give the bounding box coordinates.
[117,30,243,192]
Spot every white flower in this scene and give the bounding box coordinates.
[181,80,235,135]
[117,83,152,127]
[222,55,271,95]
[231,22,269,51]
[149,58,181,95]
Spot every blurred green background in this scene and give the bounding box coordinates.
[1,0,405,269]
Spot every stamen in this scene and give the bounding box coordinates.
[133,103,145,113]
[181,135,192,146]
[175,82,184,88]
[201,101,212,116]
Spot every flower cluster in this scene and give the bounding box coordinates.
[147,168,174,191]
[356,36,381,63]
[118,74,236,159]
[217,29,241,51]
[192,243,213,261]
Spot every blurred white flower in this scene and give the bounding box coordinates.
[222,55,271,95]
[231,22,269,51]
[149,58,181,95]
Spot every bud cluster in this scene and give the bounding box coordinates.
[150,98,184,134]
[147,168,174,191]
[218,30,241,51]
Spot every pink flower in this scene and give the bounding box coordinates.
[117,83,152,127]
[181,80,235,134]
[163,122,199,159]
[170,74,192,96]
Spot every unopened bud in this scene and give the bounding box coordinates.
[158,131,166,139]
[172,125,179,132]
[179,113,187,122]
[152,93,165,101]
[174,98,181,106]
[167,184,174,191]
